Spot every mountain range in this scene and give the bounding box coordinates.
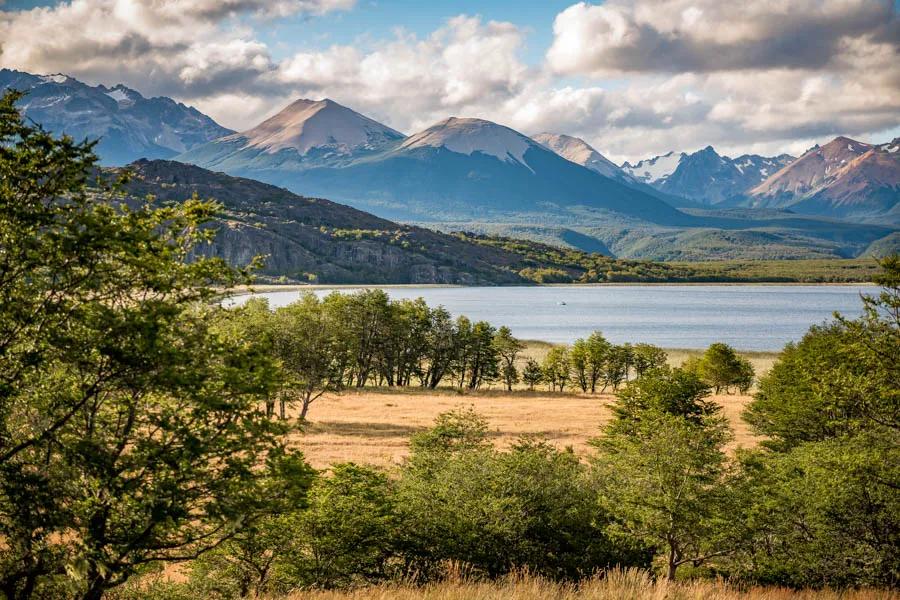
[0,68,233,165]
[622,147,795,206]
[4,69,897,261]
[747,136,900,220]
[178,108,689,227]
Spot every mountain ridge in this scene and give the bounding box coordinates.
[0,68,233,165]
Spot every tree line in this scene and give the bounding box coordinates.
[0,90,896,599]
[230,292,754,420]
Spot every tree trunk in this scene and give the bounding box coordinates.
[666,541,679,581]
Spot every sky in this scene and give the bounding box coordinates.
[1,0,898,163]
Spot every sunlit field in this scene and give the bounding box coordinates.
[293,346,773,469]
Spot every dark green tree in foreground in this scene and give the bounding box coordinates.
[591,368,733,581]
[0,90,300,600]
[729,257,900,587]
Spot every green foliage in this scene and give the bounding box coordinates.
[728,432,899,588]
[0,89,299,600]
[592,369,732,580]
[631,343,668,378]
[400,414,643,580]
[730,256,900,588]
[685,343,755,394]
[493,326,525,391]
[611,367,715,428]
[521,358,544,390]
[542,346,571,392]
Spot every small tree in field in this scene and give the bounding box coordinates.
[522,358,544,390]
[493,326,525,391]
[631,343,668,378]
[542,346,570,392]
[687,343,754,394]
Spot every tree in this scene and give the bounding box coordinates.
[399,410,639,580]
[726,258,900,587]
[272,294,344,420]
[522,358,544,391]
[462,321,500,390]
[584,332,612,393]
[542,346,570,392]
[493,326,524,391]
[631,343,668,378]
[569,339,591,392]
[685,343,753,394]
[421,307,456,389]
[591,370,732,581]
[279,464,399,589]
[0,91,296,600]
[602,345,630,392]
[610,367,715,427]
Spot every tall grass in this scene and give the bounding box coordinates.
[279,569,897,600]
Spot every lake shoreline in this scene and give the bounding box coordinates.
[224,281,875,297]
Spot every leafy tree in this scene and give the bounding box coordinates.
[728,432,900,588]
[179,451,316,599]
[421,307,457,389]
[493,326,524,391]
[610,367,715,428]
[569,339,591,392]
[278,464,399,589]
[542,346,570,392]
[400,411,639,580]
[0,91,295,600]
[409,407,490,456]
[687,343,753,394]
[727,258,900,587]
[584,332,612,393]
[631,343,668,378]
[272,294,344,419]
[591,370,732,581]
[522,358,544,391]
[602,345,631,392]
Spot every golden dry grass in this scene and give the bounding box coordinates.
[291,344,773,469]
[295,386,760,470]
[277,569,897,600]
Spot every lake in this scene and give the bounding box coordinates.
[228,285,873,351]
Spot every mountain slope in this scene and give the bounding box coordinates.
[623,147,793,205]
[0,69,232,165]
[176,98,405,171]
[749,136,899,220]
[532,133,633,181]
[180,112,693,226]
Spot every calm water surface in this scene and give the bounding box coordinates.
[230,285,872,351]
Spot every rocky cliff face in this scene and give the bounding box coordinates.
[115,159,536,284]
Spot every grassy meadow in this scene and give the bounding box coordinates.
[295,344,772,469]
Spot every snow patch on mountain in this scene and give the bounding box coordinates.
[622,151,684,183]
[532,132,631,180]
[400,117,535,171]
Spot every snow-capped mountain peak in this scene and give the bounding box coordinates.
[400,117,536,170]
[236,98,405,156]
[532,133,632,181]
[621,151,685,184]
